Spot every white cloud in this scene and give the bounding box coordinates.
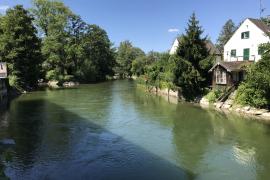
[0,5,9,12]
[168,28,179,33]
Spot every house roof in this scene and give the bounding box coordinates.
[171,37,220,55]
[248,18,270,34]
[209,61,253,72]
[205,40,221,55]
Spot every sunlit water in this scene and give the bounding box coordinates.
[1,80,270,180]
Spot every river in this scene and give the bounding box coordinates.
[0,80,270,180]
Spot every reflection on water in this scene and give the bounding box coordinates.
[0,80,270,179]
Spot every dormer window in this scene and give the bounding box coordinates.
[241,31,250,39]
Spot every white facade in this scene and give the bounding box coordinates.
[224,18,270,62]
[169,38,179,55]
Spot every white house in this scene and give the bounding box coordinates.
[169,37,221,56]
[169,38,180,55]
[209,18,270,87]
[224,18,270,62]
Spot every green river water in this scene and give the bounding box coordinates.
[1,80,270,180]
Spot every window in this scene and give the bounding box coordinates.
[231,49,236,57]
[241,31,250,39]
[216,69,227,84]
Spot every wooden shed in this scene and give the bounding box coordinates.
[209,61,253,88]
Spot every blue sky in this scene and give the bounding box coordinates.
[0,0,270,52]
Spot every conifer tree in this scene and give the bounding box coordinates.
[216,19,236,55]
[176,13,209,71]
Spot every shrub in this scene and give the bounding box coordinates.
[45,70,59,81]
[235,82,268,108]
[8,75,20,87]
[205,89,223,103]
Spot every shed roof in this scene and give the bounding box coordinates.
[209,61,253,72]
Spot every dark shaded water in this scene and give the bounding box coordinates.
[1,80,270,180]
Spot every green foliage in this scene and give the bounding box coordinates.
[32,0,115,83]
[235,82,268,107]
[31,0,72,36]
[176,13,209,71]
[235,42,270,108]
[205,89,222,103]
[171,55,202,101]
[78,25,115,82]
[216,19,236,55]
[175,13,212,93]
[261,17,270,27]
[0,5,42,90]
[131,56,148,76]
[115,41,145,78]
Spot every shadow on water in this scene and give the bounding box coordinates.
[1,98,195,180]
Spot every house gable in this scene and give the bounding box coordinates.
[224,18,270,62]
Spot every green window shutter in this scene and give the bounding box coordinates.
[241,33,244,39]
[243,48,250,60]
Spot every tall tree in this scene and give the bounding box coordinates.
[216,19,236,55]
[175,13,211,93]
[115,41,145,78]
[31,0,72,36]
[176,13,209,71]
[31,0,75,81]
[0,5,42,89]
[80,25,115,82]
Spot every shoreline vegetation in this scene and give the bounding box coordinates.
[0,0,270,122]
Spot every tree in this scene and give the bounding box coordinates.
[115,41,145,78]
[79,25,115,82]
[32,0,76,81]
[0,5,42,89]
[171,55,202,101]
[261,17,270,27]
[216,19,236,55]
[176,13,209,71]
[175,13,211,94]
[31,0,72,36]
[235,41,270,108]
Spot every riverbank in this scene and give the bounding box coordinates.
[200,93,270,121]
[136,82,270,122]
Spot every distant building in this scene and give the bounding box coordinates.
[0,62,8,101]
[169,37,221,58]
[210,18,270,87]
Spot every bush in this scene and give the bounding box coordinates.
[235,82,268,108]
[45,70,59,81]
[8,75,20,87]
[205,89,223,103]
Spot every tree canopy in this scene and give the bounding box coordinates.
[0,5,42,89]
[216,19,236,55]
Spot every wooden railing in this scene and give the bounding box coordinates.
[217,85,236,103]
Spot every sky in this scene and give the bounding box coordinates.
[0,0,270,53]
